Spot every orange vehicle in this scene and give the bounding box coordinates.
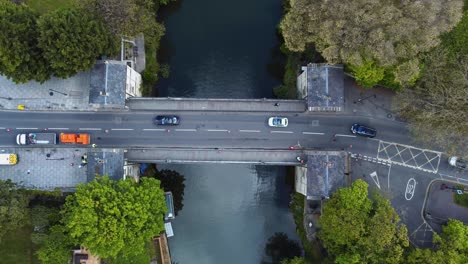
[60,133,90,145]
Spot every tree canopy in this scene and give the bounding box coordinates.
[280,0,464,87]
[146,168,185,215]
[0,0,50,83]
[281,257,308,264]
[0,180,30,242]
[318,180,409,264]
[62,175,167,259]
[407,219,468,264]
[265,232,302,263]
[37,8,116,78]
[36,225,73,264]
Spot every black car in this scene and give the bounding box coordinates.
[351,123,376,138]
[155,115,180,125]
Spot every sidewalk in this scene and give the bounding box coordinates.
[343,76,403,122]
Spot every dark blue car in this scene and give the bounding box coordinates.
[155,115,180,125]
[351,123,376,138]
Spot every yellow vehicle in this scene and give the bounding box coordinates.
[0,154,18,165]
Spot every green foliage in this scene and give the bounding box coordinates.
[394,48,468,158]
[0,226,36,264]
[407,219,468,264]
[441,10,468,58]
[453,190,468,208]
[265,232,302,263]
[319,180,409,264]
[62,175,167,259]
[30,205,60,245]
[0,180,30,242]
[37,8,116,78]
[26,0,77,15]
[348,60,385,88]
[146,168,185,215]
[0,0,51,83]
[141,21,166,96]
[36,225,73,264]
[281,257,309,264]
[280,0,464,87]
[274,50,301,99]
[160,64,170,78]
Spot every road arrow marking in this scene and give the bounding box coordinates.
[370,171,381,189]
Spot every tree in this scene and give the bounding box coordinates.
[0,180,30,242]
[394,49,468,158]
[37,8,116,78]
[281,257,308,264]
[148,169,185,215]
[62,175,167,259]
[30,205,60,245]
[265,232,302,263]
[407,219,468,264]
[318,180,409,264]
[36,225,73,264]
[280,0,464,87]
[0,0,50,83]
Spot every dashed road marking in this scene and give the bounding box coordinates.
[48,128,69,130]
[239,130,260,133]
[142,128,165,131]
[405,178,417,200]
[207,129,229,132]
[271,131,294,134]
[335,134,356,138]
[370,171,381,189]
[79,128,101,131]
[16,127,38,130]
[302,132,324,135]
[111,128,134,131]
[175,129,197,132]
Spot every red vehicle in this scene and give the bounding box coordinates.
[60,133,90,145]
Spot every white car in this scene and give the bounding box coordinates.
[268,117,288,127]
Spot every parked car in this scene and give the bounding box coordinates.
[155,115,180,125]
[350,123,376,138]
[268,117,288,127]
[449,156,467,170]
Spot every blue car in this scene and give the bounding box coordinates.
[351,123,376,138]
[155,115,180,125]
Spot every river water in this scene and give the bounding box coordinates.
[157,0,300,263]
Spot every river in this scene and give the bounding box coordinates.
[157,0,300,263]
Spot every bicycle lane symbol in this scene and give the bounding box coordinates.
[405,178,417,201]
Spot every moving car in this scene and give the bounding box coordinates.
[155,115,180,125]
[268,117,288,127]
[350,123,376,138]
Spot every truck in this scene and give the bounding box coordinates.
[449,156,467,170]
[59,133,90,145]
[16,133,57,145]
[0,154,18,165]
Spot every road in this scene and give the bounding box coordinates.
[0,110,410,151]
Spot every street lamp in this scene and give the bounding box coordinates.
[0,96,12,100]
[354,94,376,104]
[49,89,68,96]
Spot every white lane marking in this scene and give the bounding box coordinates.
[111,128,134,131]
[302,132,324,135]
[405,178,417,201]
[207,129,229,132]
[239,130,261,133]
[370,171,381,189]
[387,165,392,189]
[16,128,38,130]
[143,128,165,131]
[79,128,102,131]
[368,138,380,141]
[271,131,294,134]
[175,129,197,132]
[335,134,356,138]
[48,128,69,130]
[0,127,5,129]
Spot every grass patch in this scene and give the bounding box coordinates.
[26,0,76,14]
[290,192,322,263]
[453,188,468,208]
[0,226,40,264]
